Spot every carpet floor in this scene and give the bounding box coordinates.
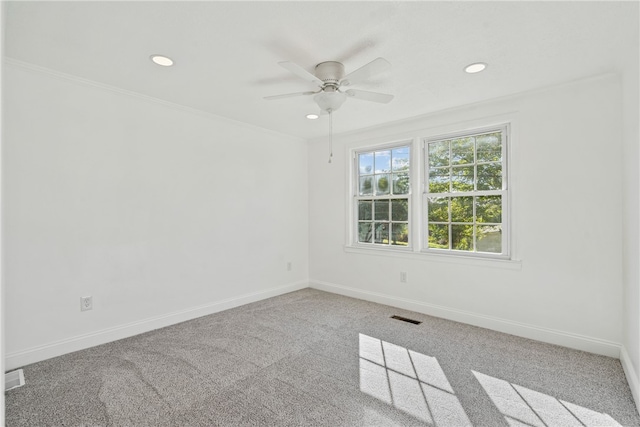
[5,288,640,426]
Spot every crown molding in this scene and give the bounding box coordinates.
[3,57,305,143]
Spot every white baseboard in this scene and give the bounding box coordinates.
[310,280,622,358]
[6,279,626,375]
[5,281,308,371]
[620,346,640,412]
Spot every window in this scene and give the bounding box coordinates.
[355,144,411,247]
[425,126,508,256]
[349,124,510,261]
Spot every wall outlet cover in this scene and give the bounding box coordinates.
[80,296,93,311]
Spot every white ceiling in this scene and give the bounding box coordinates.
[4,1,638,140]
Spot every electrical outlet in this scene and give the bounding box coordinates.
[287,261,292,271]
[80,296,93,311]
[400,272,407,283]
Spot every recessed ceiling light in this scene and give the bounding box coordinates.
[150,55,174,67]
[464,62,487,73]
[306,114,319,120]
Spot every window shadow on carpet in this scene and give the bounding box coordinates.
[358,333,622,427]
[358,333,471,425]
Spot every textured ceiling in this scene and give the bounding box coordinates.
[4,1,638,139]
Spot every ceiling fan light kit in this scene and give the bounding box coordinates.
[314,91,347,112]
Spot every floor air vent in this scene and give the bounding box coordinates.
[5,369,25,391]
[390,315,422,325]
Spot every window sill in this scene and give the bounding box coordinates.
[343,245,522,270]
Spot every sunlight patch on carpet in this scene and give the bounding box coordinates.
[473,370,622,427]
[358,333,471,426]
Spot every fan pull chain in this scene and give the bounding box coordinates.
[328,109,333,164]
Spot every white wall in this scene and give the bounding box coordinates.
[1,2,6,423]
[309,74,624,357]
[621,33,640,406]
[3,62,309,369]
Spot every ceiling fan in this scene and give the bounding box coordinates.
[264,57,394,113]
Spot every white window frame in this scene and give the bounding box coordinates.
[352,141,413,251]
[345,120,516,268]
[422,124,510,259]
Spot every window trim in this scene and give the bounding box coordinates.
[343,244,521,270]
[422,124,510,259]
[352,140,414,251]
[344,118,516,266]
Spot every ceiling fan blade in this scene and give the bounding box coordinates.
[263,91,317,100]
[335,39,376,64]
[345,89,394,103]
[278,61,324,86]
[340,57,391,86]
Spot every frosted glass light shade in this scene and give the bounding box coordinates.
[314,91,346,112]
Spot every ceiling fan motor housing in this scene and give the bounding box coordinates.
[315,61,345,85]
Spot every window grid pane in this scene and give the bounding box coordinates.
[425,128,506,255]
[356,144,411,247]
